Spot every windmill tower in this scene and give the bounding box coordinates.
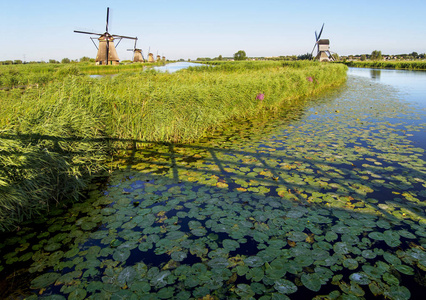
[148,53,155,63]
[127,39,145,63]
[74,8,137,65]
[310,23,334,62]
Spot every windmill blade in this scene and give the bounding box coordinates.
[310,43,317,57]
[112,34,137,40]
[315,31,318,42]
[317,23,324,41]
[106,7,109,33]
[74,30,102,36]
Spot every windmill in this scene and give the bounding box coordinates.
[74,7,137,65]
[147,47,155,63]
[127,38,145,63]
[310,23,334,62]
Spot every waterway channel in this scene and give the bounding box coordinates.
[1,67,425,299]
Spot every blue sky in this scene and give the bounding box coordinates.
[1,0,425,61]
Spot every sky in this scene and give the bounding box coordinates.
[1,0,426,62]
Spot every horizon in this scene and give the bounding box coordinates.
[1,0,425,62]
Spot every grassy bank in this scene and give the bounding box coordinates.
[343,60,426,70]
[0,61,347,231]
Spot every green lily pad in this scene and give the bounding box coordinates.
[30,272,61,289]
[244,256,264,268]
[343,258,359,270]
[223,239,240,251]
[171,251,187,262]
[68,288,87,300]
[349,272,371,285]
[383,272,400,285]
[386,285,411,300]
[301,273,322,292]
[383,230,401,247]
[395,264,415,275]
[274,279,297,294]
[112,248,130,262]
[333,242,350,255]
[383,252,401,265]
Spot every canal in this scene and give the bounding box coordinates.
[1,67,425,299]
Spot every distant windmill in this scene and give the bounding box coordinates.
[310,23,334,62]
[127,38,145,63]
[74,7,137,65]
[147,47,155,63]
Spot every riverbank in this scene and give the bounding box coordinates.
[0,61,347,231]
[342,60,426,70]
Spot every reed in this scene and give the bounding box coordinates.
[0,61,347,231]
[343,60,426,70]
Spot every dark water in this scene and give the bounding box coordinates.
[1,67,426,299]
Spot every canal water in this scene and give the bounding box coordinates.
[1,67,425,299]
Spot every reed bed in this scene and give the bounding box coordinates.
[343,60,426,70]
[0,61,347,231]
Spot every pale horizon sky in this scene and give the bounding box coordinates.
[1,0,425,62]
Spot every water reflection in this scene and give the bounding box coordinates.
[348,67,426,108]
[153,61,203,73]
[370,69,381,80]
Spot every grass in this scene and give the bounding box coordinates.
[342,60,426,70]
[0,61,347,231]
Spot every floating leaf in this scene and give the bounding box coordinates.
[343,258,359,270]
[274,279,297,294]
[349,272,371,285]
[395,264,414,275]
[383,230,401,247]
[171,251,187,262]
[68,288,87,300]
[386,285,411,300]
[30,272,61,289]
[244,256,264,268]
[112,248,130,262]
[301,273,322,292]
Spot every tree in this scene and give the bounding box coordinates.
[49,59,59,64]
[234,50,247,61]
[370,50,382,61]
[61,58,71,64]
[331,53,339,61]
[79,56,91,62]
[360,54,367,61]
[14,60,23,64]
[218,55,223,61]
[297,53,313,60]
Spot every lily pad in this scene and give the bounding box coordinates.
[301,273,322,292]
[349,272,371,285]
[171,251,187,262]
[30,272,61,289]
[274,279,297,294]
[112,248,130,262]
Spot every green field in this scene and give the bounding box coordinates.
[0,61,347,231]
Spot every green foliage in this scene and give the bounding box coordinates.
[370,50,382,61]
[343,60,426,70]
[233,50,247,61]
